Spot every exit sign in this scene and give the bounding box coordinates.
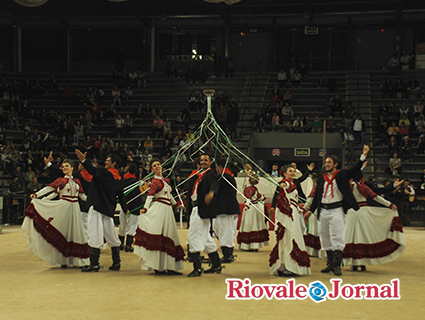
[294,148,310,156]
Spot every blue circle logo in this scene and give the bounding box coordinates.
[309,281,327,303]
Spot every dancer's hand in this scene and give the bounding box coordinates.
[30,194,36,200]
[303,211,311,219]
[307,162,315,171]
[140,208,147,214]
[389,203,398,211]
[75,149,87,162]
[361,161,368,171]
[205,191,214,205]
[394,179,404,188]
[362,144,370,156]
[44,151,53,165]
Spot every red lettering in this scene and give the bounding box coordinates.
[341,285,354,299]
[226,279,248,299]
[354,285,364,299]
[392,279,400,299]
[365,285,379,298]
[295,285,307,299]
[328,279,341,299]
[287,279,295,298]
[379,285,392,299]
[251,285,264,299]
[275,285,288,299]
[263,285,277,299]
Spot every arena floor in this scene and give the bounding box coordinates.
[1,224,424,320]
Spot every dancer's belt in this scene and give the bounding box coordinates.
[191,200,198,207]
[154,197,172,206]
[321,201,343,209]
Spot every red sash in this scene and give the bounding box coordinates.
[220,167,234,177]
[108,168,121,180]
[124,172,136,180]
[323,170,339,199]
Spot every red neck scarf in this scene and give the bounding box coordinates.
[124,172,136,180]
[108,168,121,180]
[323,170,339,198]
[191,168,211,197]
[220,167,234,177]
[188,169,200,179]
[81,170,93,182]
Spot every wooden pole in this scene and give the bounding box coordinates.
[322,120,327,167]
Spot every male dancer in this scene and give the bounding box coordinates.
[118,163,143,252]
[213,158,240,263]
[187,153,221,277]
[76,149,129,272]
[307,145,370,276]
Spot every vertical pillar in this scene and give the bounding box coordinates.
[150,20,155,73]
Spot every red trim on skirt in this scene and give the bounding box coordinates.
[269,222,311,268]
[237,229,269,245]
[24,203,90,259]
[134,228,185,261]
[342,238,401,259]
[304,233,321,251]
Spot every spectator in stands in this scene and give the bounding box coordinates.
[292,115,303,133]
[385,152,402,176]
[327,74,337,92]
[271,112,280,131]
[282,90,292,106]
[407,76,421,99]
[188,91,198,111]
[134,103,143,121]
[73,120,85,145]
[387,54,399,75]
[399,135,413,162]
[342,127,356,161]
[216,104,227,131]
[277,70,287,88]
[143,103,152,121]
[272,84,280,102]
[399,101,410,119]
[152,115,163,138]
[82,135,94,156]
[334,94,343,117]
[399,114,410,129]
[1,148,13,175]
[270,163,280,178]
[388,136,399,155]
[381,78,393,98]
[412,101,424,119]
[325,115,337,133]
[293,70,302,88]
[387,103,399,123]
[303,115,312,133]
[90,102,101,125]
[111,86,122,107]
[387,121,399,141]
[197,91,206,112]
[253,109,265,133]
[40,131,51,152]
[30,129,41,151]
[283,120,293,133]
[418,135,425,154]
[398,122,409,138]
[379,102,389,119]
[341,102,355,128]
[114,114,125,138]
[181,107,193,132]
[227,102,239,140]
[376,116,389,146]
[152,104,163,119]
[163,116,172,137]
[144,136,153,153]
[124,86,133,106]
[123,114,133,138]
[281,102,293,122]
[311,115,323,133]
[401,179,415,226]
[59,136,69,156]
[10,176,23,193]
[9,106,19,130]
[26,176,41,195]
[0,77,9,99]
[105,104,117,119]
[351,114,364,144]
[137,69,147,88]
[394,78,405,99]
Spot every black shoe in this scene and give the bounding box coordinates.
[125,245,134,252]
[187,268,203,277]
[109,263,121,271]
[167,270,183,276]
[360,265,367,272]
[119,236,125,251]
[61,264,67,268]
[220,247,236,264]
[277,269,294,277]
[154,270,167,275]
[125,235,134,252]
[351,266,358,271]
[204,252,223,274]
[321,251,334,273]
[332,250,342,276]
[81,265,100,272]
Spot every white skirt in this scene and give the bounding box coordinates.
[343,205,406,266]
[237,205,269,250]
[22,199,89,267]
[269,207,311,275]
[304,210,321,257]
[133,201,184,272]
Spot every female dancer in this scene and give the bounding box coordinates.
[342,173,405,271]
[22,159,89,267]
[237,175,269,251]
[269,165,311,276]
[133,158,185,275]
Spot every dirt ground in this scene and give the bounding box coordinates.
[0,225,424,320]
